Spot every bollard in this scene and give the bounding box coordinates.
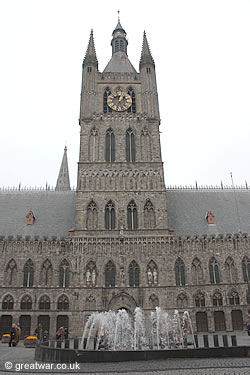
[65,339,70,349]
[74,338,78,349]
[194,334,198,348]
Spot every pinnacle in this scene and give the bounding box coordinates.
[83,30,98,66]
[55,147,71,191]
[140,31,154,67]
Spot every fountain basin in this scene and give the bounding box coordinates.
[35,343,250,363]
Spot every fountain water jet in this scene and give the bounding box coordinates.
[81,307,195,350]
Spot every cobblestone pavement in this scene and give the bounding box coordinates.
[0,342,249,375]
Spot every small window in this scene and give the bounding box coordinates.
[146,67,151,73]
[87,66,92,72]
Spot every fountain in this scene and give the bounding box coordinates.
[80,307,195,351]
[35,307,248,363]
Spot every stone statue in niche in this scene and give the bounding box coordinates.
[86,269,91,284]
[147,268,153,286]
[120,267,125,287]
[153,268,158,285]
[92,269,96,286]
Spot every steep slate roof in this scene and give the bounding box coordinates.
[0,191,75,238]
[103,51,137,73]
[166,189,250,236]
[0,189,249,238]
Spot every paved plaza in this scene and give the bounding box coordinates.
[0,339,250,375]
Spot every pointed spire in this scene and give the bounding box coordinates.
[55,146,71,191]
[83,30,98,67]
[140,31,155,68]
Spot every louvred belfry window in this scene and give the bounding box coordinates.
[105,128,115,162]
[126,128,135,162]
[127,200,138,230]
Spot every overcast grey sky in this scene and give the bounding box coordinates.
[0,0,249,189]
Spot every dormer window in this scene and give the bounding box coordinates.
[206,211,214,224]
[26,211,35,225]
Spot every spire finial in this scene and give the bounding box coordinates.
[118,10,120,22]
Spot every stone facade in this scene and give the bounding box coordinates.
[0,21,249,339]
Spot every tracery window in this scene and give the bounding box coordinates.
[23,259,34,287]
[39,295,51,310]
[175,258,186,286]
[225,257,238,283]
[57,295,69,311]
[144,200,156,229]
[86,200,98,230]
[128,260,140,287]
[242,256,250,282]
[127,88,136,113]
[105,128,115,162]
[2,295,14,310]
[149,294,159,309]
[212,291,223,306]
[40,259,53,286]
[177,293,188,308]
[194,291,205,307]
[20,295,32,310]
[103,88,112,113]
[105,201,116,230]
[209,257,221,284]
[228,290,240,305]
[126,128,135,162]
[59,259,70,288]
[5,259,17,286]
[105,261,116,287]
[191,258,203,284]
[127,200,138,230]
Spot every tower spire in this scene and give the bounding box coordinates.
[55,146,71,191]
[140,31,155,68]
[83,30,98,67]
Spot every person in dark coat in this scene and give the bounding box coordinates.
[9,324,17,347]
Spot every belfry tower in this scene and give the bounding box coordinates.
[75,19,168,236]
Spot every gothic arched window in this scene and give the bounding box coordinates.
[225,257,237,283]
[105,201,116,230]
[242,256,250,282]
[149,294,159,309]
[209,257,221,284]
[191,258,203,285]
[228,290,240,305]
[103,88,112,113]
[177,293,188,308]
[105,128,115,162]
[86,200,98,230]
[128,260,140,287]
[2,295,14,310]
[57,295,69,311]
[20,295,32,310]
[59,259,70,288]
[127,200,138,230]
[39,295,51,310]
[127,88,136,113]
[194,291,205,307]
[5,259,17,286]
[89,127,99,161]
[212,291,223,306]
[40,259,53,286]
[105,261,116,287]
[126,128,135,162]
[175,258,186,286]
[144,200,156,229]
[23,259,34,287]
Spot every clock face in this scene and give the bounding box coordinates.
[107,90,132,112]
